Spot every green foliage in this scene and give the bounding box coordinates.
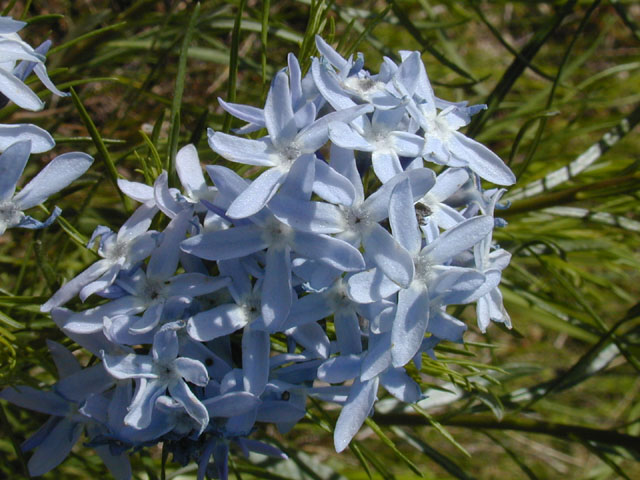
[1,0,639,478]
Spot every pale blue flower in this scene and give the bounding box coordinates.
[0,19,67,111]
[42,202,158,312]
[0,140,93,235]
[0,341,114,477]
[208,69,371,218]
[101,322,210,433]
[182,165,365,329]
[348,178,493,367]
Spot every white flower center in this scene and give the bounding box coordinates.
[343,76,385,100]
[0,201,23,232]
[414,254,433,284]
[262,217,294,249]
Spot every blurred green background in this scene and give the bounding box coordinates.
[0,0,639,478]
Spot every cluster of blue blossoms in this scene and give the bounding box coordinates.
[1,29,515,480]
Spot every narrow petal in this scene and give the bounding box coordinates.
[270,196,344,234]
[181,225,267,261]
[242,327,270,395]
[261,246,292,329]
[429,168,469,200]
[390,131,424,157]
[0,140,30,201]
[208,130,274,166]
[334,310,363,355]
[334,377,379,452]
[226,168,285,219]
[255,400,306,423]
[167,272,230,298]
[288,322,330,358]
[168,380,209,432]
[422,216,493,264]
[0,124,54,153]
[238,438,287,459]
[125,379,166,429]
[41,261,110,312]
[347,268,401,304]
[311,58,357,112]
[362,223,414,288]
[317,354,362,383]
[147,210,191,280]
[329,145,364,203]
[389,178,421,255]
[278,153,315,200]
[203,391,260,417]
[364,168,436,223]
[371,150,403,184]
[0,68,44,110]
[293,231,365,271]
[176,144,207,195]
[313,158,356,206]
[187,303,249,341]
[264,71,297,148]
[0,386,69,416]
[33,63,67,97]
[360,332,392,381]
[391,283,430,367]
[46,340,80,378]
[450,132,516,185]
[117,178,154,203]
[153,171,181,218]
[116,202,157,244]
[152,327,179,364]
[0,17,26,34]
[27,419,82,476]
[102,353,157,379]
[218,98,264,126]
[328,121,372,151]
[380,368,421,403]
[174,357,209,386]
[284,293,332,329]
[94,446,132,480]
[428,311,467,342]
[14,152,93,209]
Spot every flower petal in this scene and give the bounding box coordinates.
[13,152,93,210]
[0,124,54,153]
[226,168,285,219]
[391,283,430,367]
[242,326,270,395]
[334,377,379,452]
[181,225,267,261]
[0,139,30,201]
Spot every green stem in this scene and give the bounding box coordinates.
[373,413,640,453]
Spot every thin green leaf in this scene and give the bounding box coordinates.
[467,0,578,137]
[69,87,129,209]
[483,432,539,480]
[364,417,423,477]
[349,441,374,480]
[221,0,246,134]
[391,426,476,480]
[166,2,200,185]
[507,103,640,201]
[49,22,128,55]
[0,311,23,330]
[410,404,471,457]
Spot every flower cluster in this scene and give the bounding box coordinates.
[0,16,93,236]
[1,36,513,479]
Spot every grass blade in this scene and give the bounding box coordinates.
[166,2,201,185]
[364,417,423,477]
[69,87,129,210]
[467,0,578,137]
